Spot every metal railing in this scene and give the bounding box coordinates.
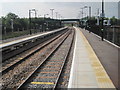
[80,25,120,46]
[104,26,120,46]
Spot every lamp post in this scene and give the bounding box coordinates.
[80,7,87,26]
[96,8,100,25]
[58,14,61,20]
[80,8,84,19]
[29,10,31,35]
[29,9,37,35]
[58,14,62,27]
[38,15,41,18]
[50,9,54,19]
[31,9,37,18]
[83,6,91,19]
[11,19,14,32]
[44,14,49,19]
[4,22,6,35]
[44,14,49,32]
[55,12,58,19]
[79,11,83,19]
[82,6,91,31]
[32,9,38,32]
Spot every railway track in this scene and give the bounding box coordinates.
[17,28,74,89]
[1,30,67,75]
[1,28,74,89]
[2,27,67,61]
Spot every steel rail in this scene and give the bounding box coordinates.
[54,29,75,89]
[17,30,71,89]
[2,28,68,61]
[1,30,68,75]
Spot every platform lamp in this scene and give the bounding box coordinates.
[32,9,38,32]
[55,12,58,19]
[80,7,86,26]
[29,10,31,35]
[11,19,14,32]
[84,6,91,32]
[84,6,91,19]
[50,9,54,19]
[58,14,62,27]
[31,9,37,18]
[80,7,84,20]
[43,14,49,32]
[29,9,37,35]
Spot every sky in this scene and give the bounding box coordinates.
[0,0,120,2]
[0,0,119,19]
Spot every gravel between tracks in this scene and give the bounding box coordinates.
[57,27,75,88]
[22,27,74,88]
[1,30,69,89]
[2,32,64,71]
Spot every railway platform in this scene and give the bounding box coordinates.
[68,27,118,88]
[1,27,67,51]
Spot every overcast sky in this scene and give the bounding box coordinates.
[0,0,119,19]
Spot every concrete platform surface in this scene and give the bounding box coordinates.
[80,27,119,88]
[68,27,115,88]
[1,27,67,49]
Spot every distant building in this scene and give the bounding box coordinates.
[118,1,120,18]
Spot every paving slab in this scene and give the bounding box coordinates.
[80,27,119,88]
[68,27,115,88]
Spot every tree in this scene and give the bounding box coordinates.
[110,16,117,25]
[4,13,19,29]
[19,18,29,30]
[6,12,18,19]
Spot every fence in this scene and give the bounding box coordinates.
[104,26,120,46]
[80,25,120,46]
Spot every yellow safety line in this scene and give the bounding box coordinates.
[18,58,23,60]
[79,28,115,88]
[31,82,54,85]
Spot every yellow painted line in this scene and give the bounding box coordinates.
[63,76,68,79]
[48,62,63,64]
[46,65,61,67]
[79,28,115,88]
[18,58,23,60]
[61,81,66,85]
[31,82,54,85]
